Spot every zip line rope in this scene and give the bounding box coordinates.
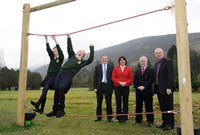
[26,106,177,119]
[28,6,171,37]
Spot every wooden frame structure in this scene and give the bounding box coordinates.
[18,0,194,134]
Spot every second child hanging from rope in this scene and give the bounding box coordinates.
[31,35,64,113]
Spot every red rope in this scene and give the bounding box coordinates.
[28,6,171,37]
[26,105,177,118]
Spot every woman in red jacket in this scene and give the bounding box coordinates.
[112,56,133,123]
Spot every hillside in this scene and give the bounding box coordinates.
[35,32,200,78]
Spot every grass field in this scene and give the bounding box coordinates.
[0,88,199,135]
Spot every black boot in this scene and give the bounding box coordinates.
[39,97,46,114]
[33,108,43,114]
[46,105,58,117]
[34,86,48,111]
[56,110,65,118]
[30,100,39,110]
[56,104,65,118]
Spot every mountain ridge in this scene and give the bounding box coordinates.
[35,32,200,78]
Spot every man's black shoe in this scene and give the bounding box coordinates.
[94,119,101,121]
[46,111,57,117]
[163,125,174,130]
[156,124,166,128]
[122,120,126,123]
[108,119,114,122]
[147,123,153,127]
[118,120,122,123]
[56,111,65,118]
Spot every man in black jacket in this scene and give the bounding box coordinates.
[154,48,175,130]
[134,56,154,127]
[93,55,114,122]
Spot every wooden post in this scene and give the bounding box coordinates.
[30,0,76,12]
[174,0,194,134]
[17,4,30,126]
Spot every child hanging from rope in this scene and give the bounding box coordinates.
[30,35,64,113]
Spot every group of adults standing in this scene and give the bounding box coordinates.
[93,48,175,131]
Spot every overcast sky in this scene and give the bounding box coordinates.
[0,0,199,70]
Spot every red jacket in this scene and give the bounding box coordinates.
[112,66,133,87]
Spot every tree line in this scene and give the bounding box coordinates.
[0,45,200,91]
[0,67,42,90]
[167,45,200,91]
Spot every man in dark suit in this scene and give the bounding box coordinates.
[134,56,154,127]
[93,55,114,122]
[154,48,175,130]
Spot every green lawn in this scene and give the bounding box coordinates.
[0,89,199,135]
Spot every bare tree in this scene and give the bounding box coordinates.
[0,49,5,68]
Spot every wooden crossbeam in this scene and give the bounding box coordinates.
[30,0,76,12]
